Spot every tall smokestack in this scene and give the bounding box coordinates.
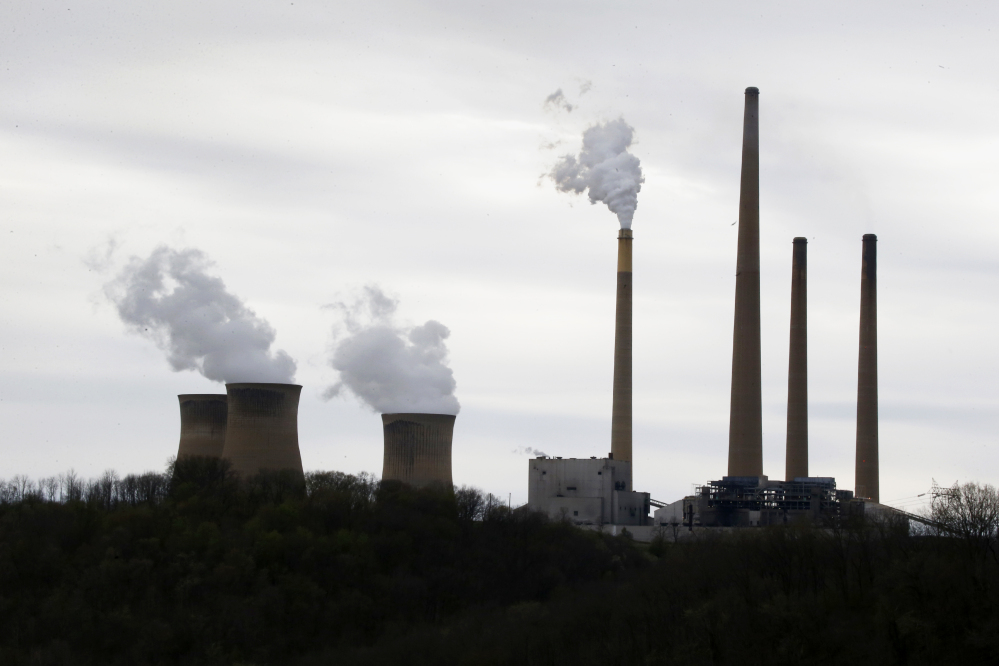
[728,86,763,477]
[221,383,304,477]
[381,413,455,488]
[855,234,879,502]
[177,394,227,458]
[785,238,808,480]
[611,228,633,485]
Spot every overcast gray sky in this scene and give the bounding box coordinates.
[2,0,998,509]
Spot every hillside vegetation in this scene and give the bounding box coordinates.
[1,460,997,665]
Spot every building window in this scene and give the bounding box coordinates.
[615,482,625,491]
[573,511,578,516]
[566,486,576,491]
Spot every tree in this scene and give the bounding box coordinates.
[930,481,999,563]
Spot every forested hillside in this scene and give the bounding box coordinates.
[1,460,997,665]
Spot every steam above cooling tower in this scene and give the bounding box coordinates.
[728,86,764,477]
[221,383,304,477]
[785,238,809,480]
[855,234,879,502]
[177,394,228,458]
[381,413,455,488]
[611,228,633,485]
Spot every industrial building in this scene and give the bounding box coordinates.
[527,457,649,526]
[528,86,882,529]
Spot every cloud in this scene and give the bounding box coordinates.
[543,88,575,113]
[104,245,296,384]
[324,285,460,415]
[549,117,645,229]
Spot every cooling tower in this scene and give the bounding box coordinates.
[611,228,633,485]
[381,413,455,488]
[728,86,764,477]
[785,238,808,480]
[855,234,879,502]
[221,383,303,477]
[176,394,227,458]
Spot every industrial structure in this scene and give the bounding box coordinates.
[728,86,764,478]
[655,88,881,529]
[855,234,879,502]
[381,413,456,488]
[221,383,304,477]
[528,457,649,526]
[525,200,651,526]
[176,394,227,459]
[785,238,809,480]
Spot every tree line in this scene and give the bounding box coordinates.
[1,459,997,665]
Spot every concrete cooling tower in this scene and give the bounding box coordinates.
[221,383,304,477]
[381,413,455,488]
[176,394,228,458]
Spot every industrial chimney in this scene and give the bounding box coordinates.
[381,413,455,488]
[611,228,633,485]
[221,383,304,478]
[855,234,879,502]
[176,394,227,459]
[728,86,763,477]
[785,238,808,480]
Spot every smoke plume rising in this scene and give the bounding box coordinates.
[513,446,548,457]
[105,246,296,384]
[550,118,644,229]
[324,286,459,415]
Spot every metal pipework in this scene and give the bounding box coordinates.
[611,228,633,487]
[176,394,227,459]
[785,238,808,480]
[728,86,764,477]
[381,413,456,488]
[221,383,304,477]
[855,234,879,502]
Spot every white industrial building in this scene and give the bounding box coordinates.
[527,457,650,526]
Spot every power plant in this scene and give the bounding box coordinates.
[381,413,456,488]
[160,85,882,532]
[221,383,304,477]
[176,394,228,458]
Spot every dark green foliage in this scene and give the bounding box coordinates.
[2,470,998,665]
[0,467,641,665]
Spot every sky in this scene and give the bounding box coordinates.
[2,0,998,511]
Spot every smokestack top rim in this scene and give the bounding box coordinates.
[381,412,457,421]
[745,86,760,94]
[178,394,228,401]
[862,233,878,241]
[792,237,808,243]
[224,382,302,389]
[618,228,633,239]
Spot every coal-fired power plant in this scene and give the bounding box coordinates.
[221,383,304,477]
[381,413,456,488]
[176,394,228,458]
[785,238,809,480]
[611,228,633,483]
[728,86,764,477]
[855,234,879,502]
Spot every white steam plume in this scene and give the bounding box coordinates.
[513,446,548,457]
[550,118,644,229]
[104,246,296,384]
[323,286,459,415]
